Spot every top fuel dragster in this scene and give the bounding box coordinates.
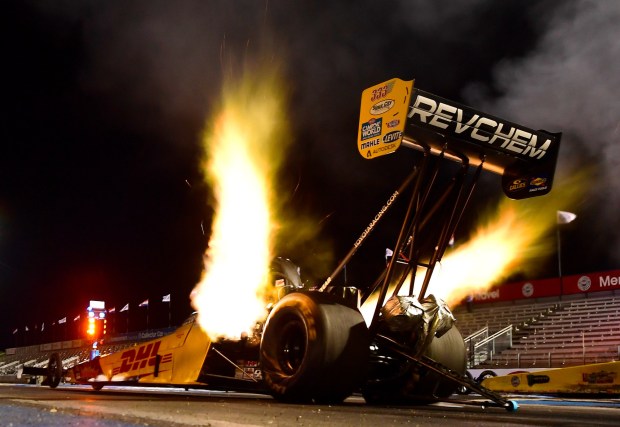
[23,78,561,410]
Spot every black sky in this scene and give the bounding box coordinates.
[2,0,618,350]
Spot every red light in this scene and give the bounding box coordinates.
[87,317,96,336]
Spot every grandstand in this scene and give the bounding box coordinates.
[454,292,620,370]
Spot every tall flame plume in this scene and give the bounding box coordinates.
[191,66,288,340]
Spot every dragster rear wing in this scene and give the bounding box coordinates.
[357,78,561,199]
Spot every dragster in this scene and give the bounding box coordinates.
[22,78,561,410]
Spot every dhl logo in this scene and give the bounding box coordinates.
[112,341,171,375]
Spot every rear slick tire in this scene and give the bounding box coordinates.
[362,326,467,404]
[260,292,369,404]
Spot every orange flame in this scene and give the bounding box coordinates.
[361,171,585,323]
[428,173,585,306]
[191,66,288,340]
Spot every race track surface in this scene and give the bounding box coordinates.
[1,383,619,426]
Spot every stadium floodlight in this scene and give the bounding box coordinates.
[90,300,105,310]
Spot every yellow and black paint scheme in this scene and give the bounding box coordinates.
[69,314,212,387]
[482,361,620,395]
[357,78,413,160]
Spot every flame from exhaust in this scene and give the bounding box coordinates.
[361,171,586,323]
[191,66,288,340]
[427,173,585,306]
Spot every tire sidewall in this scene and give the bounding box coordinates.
[260,293,325,400]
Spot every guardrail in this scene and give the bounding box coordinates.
[464,327,488,368]
[472,325,513,366]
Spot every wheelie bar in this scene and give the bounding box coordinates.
[376,334,519,412]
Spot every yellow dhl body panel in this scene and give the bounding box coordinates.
[69,317,211,385]
[482,361,620,395]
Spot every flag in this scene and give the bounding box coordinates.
[557,210,577,224]
[13,328,18,334]
[162,294,171,303]
[73,314,81,321]
[385,248,394,261]
[58,317,67,324]
[108,307,116,313]
[120,303,129,312]
[41,322,45,332]
[139,299,149,307]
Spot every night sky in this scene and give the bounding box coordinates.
[2,0,619,350]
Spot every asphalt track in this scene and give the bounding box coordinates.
[1,383,618,426]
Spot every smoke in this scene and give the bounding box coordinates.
[463,0,620,265]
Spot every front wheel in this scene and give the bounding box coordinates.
[260,292,369,404]
[477,370,497,383]
[46,353,63,389]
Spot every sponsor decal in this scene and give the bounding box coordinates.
[577,276,592,292]
[408,93,552,160]
[527,374,550,386]
[474,289,500,301]
[522,282,534,297]
[370,99,395,115]
[600,275,620,288]
[509,179,527,192]
[113,341,167,375]
[361,138,380,150]
[382,131,402,144]
[361,118,382,141]
[370,80,396,101]
[511,375,521,387]
[528,176,549,193]
[387,119,400,128]
[582,370,617,384]
[372,143,398,154]
[354,191,399,248]
[235,360,262,380]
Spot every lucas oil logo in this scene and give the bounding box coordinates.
[361,118,382,140]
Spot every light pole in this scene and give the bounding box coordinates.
[556,210,577,296]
